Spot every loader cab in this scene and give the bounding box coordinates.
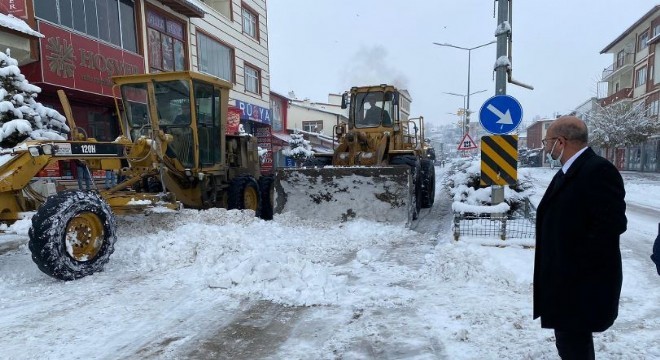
[351,89,398,129]
[117,72,229,171]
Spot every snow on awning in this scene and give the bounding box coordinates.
[272,132,292,145]
[159,0,205,18]
[0,13,43,38]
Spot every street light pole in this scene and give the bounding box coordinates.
[433,41,496,134]
[442,89,487,136]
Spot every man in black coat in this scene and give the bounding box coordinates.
[534,116,627,359]
[652,223,660,275]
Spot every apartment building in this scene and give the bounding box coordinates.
[2,0,272,175]
[600,5,660,172]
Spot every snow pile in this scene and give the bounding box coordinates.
[445,158,535,215]
[0,51,69,148]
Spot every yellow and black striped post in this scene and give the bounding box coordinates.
[480,135,518,186]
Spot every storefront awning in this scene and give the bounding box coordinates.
[272,132,292,145]
[0,13,42,66]
[159,0,205,18]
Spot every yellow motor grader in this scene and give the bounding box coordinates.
[274,84,435,225]
[0,71,273,280]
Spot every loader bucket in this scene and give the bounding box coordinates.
[274,166,413,225]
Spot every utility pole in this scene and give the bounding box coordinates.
[495,0,509,95]
[491,0,511,207]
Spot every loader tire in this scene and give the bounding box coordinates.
[258,175,275,220]
[28,190,116,280]
[390,156,422,220]
[421,159,436,208]
[228,175,261,216]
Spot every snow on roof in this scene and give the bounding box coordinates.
[0,13,43,38]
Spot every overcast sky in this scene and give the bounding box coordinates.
[266,1,656,128]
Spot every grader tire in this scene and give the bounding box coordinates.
[228,175,261,216]
[28,190,116,280]
[421,159,436,208]
[258,175,275,220]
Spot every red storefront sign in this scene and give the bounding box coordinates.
[33,21,144,97]
[254,124,273,174]
[37,160,62,178]
[227,106,241,135]
[0,0,27,19]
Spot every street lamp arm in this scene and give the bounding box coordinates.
[470,40,497,50]
[432,40,496,51]
[432,42,470,51]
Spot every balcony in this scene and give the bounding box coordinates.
[602,53,634,80]
[599,87,633,107]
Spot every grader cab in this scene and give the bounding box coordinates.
[0,71,273,280]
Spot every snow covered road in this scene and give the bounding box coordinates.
[1,166,658,359]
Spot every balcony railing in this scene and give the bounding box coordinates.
[599,87,633,107]
[602,53,634,80]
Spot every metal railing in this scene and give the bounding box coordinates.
[452,198,536,240]
[602,53,634,80]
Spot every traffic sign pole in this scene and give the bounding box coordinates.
[492,0,511,211]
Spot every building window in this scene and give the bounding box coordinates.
[202,0,232,19]
[34,0,137,52]
[638,31,649,51]
[146,8,186,72]
[241,4,258,40]
[635,66,647,87]
[271,98,283,132]
[616,50,625,68]
[654,24,660,38]
[244,63,260,94]
[302,121,323,133]
[648,99,659,116]
[197,31,234,82]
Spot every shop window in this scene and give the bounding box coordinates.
[202,0,232,20]
[244,63,260,94]
[34,0,137,53]
[197,31,234,82]
[147,9,186,72]
[302,121,323,133]
[241,4,258,40]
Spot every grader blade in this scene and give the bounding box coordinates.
[274,167,412,225]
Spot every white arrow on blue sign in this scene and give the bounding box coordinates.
[478,95,523,135]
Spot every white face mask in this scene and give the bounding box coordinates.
[546,139,564,167]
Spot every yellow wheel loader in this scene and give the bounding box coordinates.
[274,84,435,225]
[0,71,273,280]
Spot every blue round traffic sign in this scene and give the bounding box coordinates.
[479,95,523,135]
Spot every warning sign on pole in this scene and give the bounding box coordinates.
[480,135,518,186]
[457,133,478,151]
